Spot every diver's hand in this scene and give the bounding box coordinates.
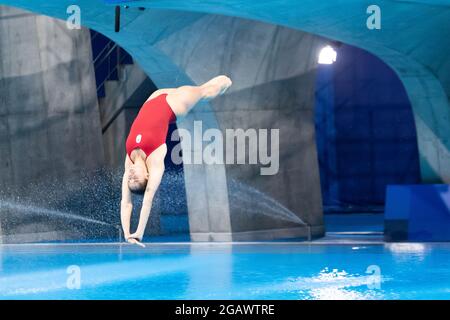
[127,237,146,248]
[129,232,143,242]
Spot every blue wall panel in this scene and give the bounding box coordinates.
[315,44,421,212]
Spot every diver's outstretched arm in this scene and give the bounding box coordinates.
[129,144,167,242]
[120,156,133,240]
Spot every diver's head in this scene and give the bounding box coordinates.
[128,159,149,194]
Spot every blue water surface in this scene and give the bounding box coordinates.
[0,243,449,300]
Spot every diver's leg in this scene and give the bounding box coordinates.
[146,88,176,102]
[167,75,232,117]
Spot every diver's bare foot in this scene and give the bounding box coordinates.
[201,75,232,99]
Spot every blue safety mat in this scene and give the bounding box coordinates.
[385,185,450,241]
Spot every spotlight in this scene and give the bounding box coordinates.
[318,45,337,65]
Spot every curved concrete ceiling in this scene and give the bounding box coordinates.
[118,0,450,99]
[113,0,450,182]
[2,1,449,97]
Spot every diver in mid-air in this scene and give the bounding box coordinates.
[120,75,232,247]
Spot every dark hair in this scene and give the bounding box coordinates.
[130,187,145,195]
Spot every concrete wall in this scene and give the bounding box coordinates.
[0,6,104,242]
[169,0,450,184]
[99,64,155,168]
[157,15,325,240]
[0,6,103,186]
[0,3,327,241]
[1,0,450,242]
[109,0,450,184]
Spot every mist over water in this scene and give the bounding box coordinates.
[0,166,306,242]
[0,167,188,242]
[228,179,307,226]
[0,201,112,227]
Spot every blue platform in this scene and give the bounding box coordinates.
[384,185,450,241]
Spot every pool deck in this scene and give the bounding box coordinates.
[0,213,388,246]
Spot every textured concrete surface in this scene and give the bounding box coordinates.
[0,1,327,241]
[3,0,449,241]
[99,64,154,168]
[0,5,106,242]
[0,5,103,189]
[155,15,325,240]
[110,0,450,183]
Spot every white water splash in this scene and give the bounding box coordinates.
[229,179,307,225]
[0,200,112,227]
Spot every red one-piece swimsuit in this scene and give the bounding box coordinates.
[126,94,176,160]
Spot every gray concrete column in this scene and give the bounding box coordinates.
[0,5,104,241]
[155,15,326,240]
[0,5,104,188]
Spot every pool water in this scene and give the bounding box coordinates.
[0,243,449,300]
